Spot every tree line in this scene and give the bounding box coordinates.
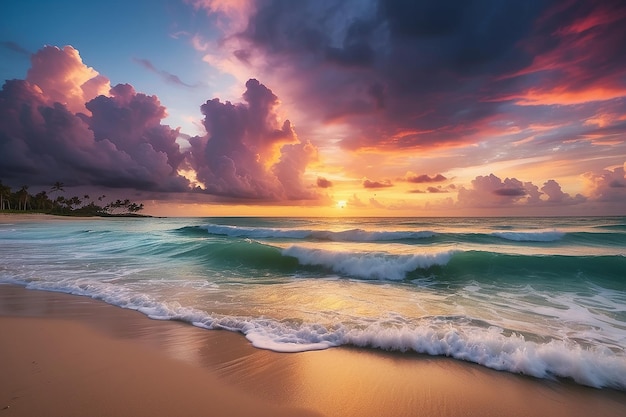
[0,181,145,216]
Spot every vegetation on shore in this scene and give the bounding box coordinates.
[0,181,147,217]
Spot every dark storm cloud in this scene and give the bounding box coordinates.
[236,0,626,150]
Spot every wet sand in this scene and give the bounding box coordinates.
[1,285,625,417]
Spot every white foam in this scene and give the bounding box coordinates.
[201,224,435,242]
[5,276,626,390]
[491,230,565,242]
[282,246,456,280]
[243,319,626,390]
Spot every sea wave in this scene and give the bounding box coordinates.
[6,278,626,390]
[282,246,456,280]
[490,230,565,242]
[179,224,626,248]
[190,224,436,242]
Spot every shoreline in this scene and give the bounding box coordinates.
[0,212,151,222]
[0,213,103,222]
[1,285,626,417]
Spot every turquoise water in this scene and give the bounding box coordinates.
[1,216,625,389]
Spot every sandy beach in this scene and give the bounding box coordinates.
[0,213,103,223]
[1,285,625,417]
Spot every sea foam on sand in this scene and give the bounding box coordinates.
[2,285,626,417]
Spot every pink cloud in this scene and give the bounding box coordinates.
[26,45,110,114]
[187,79,321,201]
[498,3,626,106]
[456,174,584,209]
[584,165,626,202]
[0,46,188,192]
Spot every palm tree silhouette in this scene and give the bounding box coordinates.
[0,181,11,210]
[17,185,30,211]
[51,181,65,194]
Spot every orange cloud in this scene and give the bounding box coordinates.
[497,3,626,107]
[26,46,110,114]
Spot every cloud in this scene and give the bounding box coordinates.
[362,178,393,189]
[496,1,626,106]
[225,0,548,149]
[0,46,189,192]
[133,58,198,88]
[456,173,583,208]
[1,41,30,56]
[187,78,321,201]
[426,186,448,193]
[348,193,366,208]
[194,0,626,163]
[25,45,110,114]
[316,177,333,188]
[541,179,586,204]
[584,165,626,202]
[405,173,447,183]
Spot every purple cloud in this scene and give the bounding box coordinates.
[406,173,447,183]
[363,178,393,189]
[0,46,189,192]
[187,79,321,201]
[316,177,333,188]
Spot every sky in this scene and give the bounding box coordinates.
[1,0,625,217]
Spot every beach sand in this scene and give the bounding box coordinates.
[0,213,102,223]
[1,285,625,417]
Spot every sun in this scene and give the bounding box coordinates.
[336,200,347,209]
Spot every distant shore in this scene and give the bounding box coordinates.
[0,213,101,223]
[2,285,626,417]
[0,212,151,222]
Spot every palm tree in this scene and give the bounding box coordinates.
[0,181,11,210]
[50,181,65,194]
[34,191,51,211]
[17,185,30,211]
[67,196,82,210]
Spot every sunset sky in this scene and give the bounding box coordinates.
[1,0,625,217]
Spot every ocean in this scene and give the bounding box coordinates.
[1,216,625,390]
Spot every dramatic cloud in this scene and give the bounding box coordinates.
[187,79,320,201]
[26,45,110,114]
[0,45,325,203]
[0,47,189,191]
[193,0,626,161]
[497,1,626,106]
